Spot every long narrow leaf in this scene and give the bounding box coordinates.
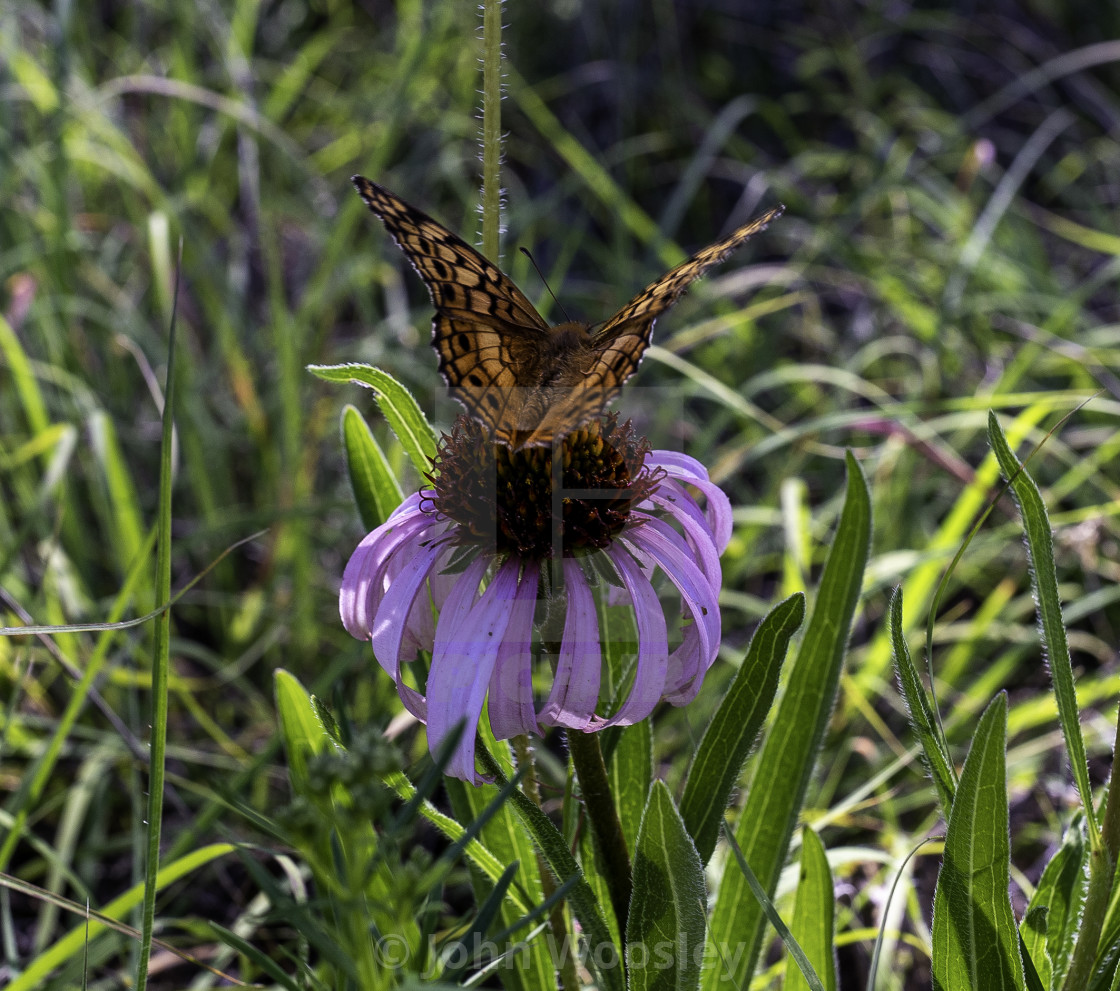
[310,363,437,474]
[721,826,827,991]
[680,592,804,865]
[475,745,625,991]
[1020,820,1087,991]
[702,452,870,990]
[987,411,1096,849]
[890,587,957,815]
[786,827,836,991]
[341,404,404,529]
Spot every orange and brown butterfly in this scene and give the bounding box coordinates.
[352,176,782,448]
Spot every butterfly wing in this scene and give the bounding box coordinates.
[352,176,550,437]
[514,204,785,447]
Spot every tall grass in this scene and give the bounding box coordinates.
[1,1,1118,988]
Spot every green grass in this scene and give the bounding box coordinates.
[2,1,1119,988]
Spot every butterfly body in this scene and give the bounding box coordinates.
[353,176,781,448]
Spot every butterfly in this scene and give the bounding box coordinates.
[353,176,782,448]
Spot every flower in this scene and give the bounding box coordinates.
[339,414,732,782]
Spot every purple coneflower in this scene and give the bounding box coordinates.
[339,414,731,782]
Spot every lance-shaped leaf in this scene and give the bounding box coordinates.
[932,693,1025,991]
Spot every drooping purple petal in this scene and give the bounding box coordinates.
[427,557,520,782]
[646,451,733,552]
[663,617,705,704]
[488,564,541,739]
[622,516,719,671]
[370,535,451,680]
[644,489,722,595]
[539,557,604,730]
[339,494,430,639]
[400,545,459,658]
[599,544,669,727]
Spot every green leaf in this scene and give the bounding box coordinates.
[702,452,870,991]
[341,403,404,529]
[680,592,803,864]
[932,693,1026,991]
[310,362,437,474]
[608,721,652,857]
[786,827,837,991]
[987,411,1096,848]
[1021,821,1087,991]
[890,586,957,815]
[475,745,625,991]
[627,781,706,991]
[274,668,342,799]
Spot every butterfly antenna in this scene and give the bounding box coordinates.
[520,246,572,322]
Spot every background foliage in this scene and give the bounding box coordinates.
[2,0,1118,987]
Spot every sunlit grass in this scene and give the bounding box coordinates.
[2,1,1118,987]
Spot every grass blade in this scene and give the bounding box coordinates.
[135,238,181,991]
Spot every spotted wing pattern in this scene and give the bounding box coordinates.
[590,206,785,390]
[354,175,782,447]
[514,205,786,447]
[353,176,551,439]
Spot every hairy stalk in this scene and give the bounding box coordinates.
[479,0,503,262]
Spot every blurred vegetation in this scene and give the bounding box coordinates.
[1,0,1118,986]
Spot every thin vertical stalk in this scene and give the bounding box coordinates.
[513,734,579,991]
[135,240,181,991]
[479,0,503,262]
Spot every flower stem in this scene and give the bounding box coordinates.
[479,0,502,262]
[567,729,632,937]
[512,734,579,991]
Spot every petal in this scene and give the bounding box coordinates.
[644,488,722,595]
[401,545,459,657]
[623,518,720,672]
[488,564,541,739]
[370,536,451,680]
[428,557,521,782]
[539,557,603,730]
[647,451,733,552]
[599,544,669,728]
[664,617,704,705]
[338,494,429,639]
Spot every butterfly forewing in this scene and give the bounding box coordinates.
[353,176,782,447]
[592,206,785,350]
[353,177,556,436]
